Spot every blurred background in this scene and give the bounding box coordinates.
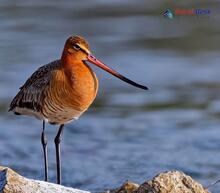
[0,0,220,192]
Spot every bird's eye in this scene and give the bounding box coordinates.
[73,44,81,51]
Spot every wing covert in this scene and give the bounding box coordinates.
[9,60,61,112]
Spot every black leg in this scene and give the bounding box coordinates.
[41,121,48,181]
[54,124,65,184]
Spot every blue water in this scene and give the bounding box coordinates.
[0,1,220,192]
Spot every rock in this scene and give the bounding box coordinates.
[0,166,90,193]
[134,171,210,193]
[105,181,139,193]
[0,166,211,193]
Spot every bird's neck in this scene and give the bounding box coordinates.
[61,51,79,70]
[61,53,91,81]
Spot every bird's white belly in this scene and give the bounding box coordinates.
[14,107,44,120]
[14,105,83,125]
[44,106,83,124]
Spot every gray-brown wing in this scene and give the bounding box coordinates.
[9,59,61,113]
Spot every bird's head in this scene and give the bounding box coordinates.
[62,35,148,90]
[63,35,90,61]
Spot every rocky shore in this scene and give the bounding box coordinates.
[0,166,210,193]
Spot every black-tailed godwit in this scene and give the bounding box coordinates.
[9,36,148,184]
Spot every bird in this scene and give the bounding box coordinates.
[9,35,148,184]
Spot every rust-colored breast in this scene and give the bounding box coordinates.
[42,61,98,124]
[64,61,98,110]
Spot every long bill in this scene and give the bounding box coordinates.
[87,54,148,90]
